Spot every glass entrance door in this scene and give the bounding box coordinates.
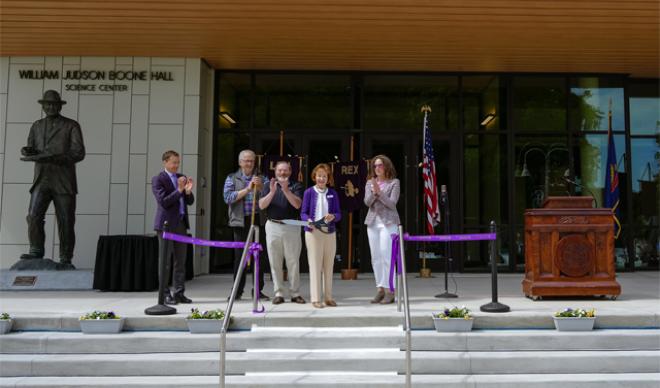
[364,133,459,274]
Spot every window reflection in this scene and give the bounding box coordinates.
[629,81,660,135]
[630,138,659,256]
[569,77,625,131]
[574,134,626,208]
[514,137,570,219]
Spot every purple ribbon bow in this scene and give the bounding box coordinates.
[388,233,402,293]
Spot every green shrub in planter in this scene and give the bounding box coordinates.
[0,313,12,335]
[186,308,226,334]
[432,306,474,332]
[553,308,596,331]
[79,311,124,334]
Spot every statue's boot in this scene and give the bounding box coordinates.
[20,252,43,260]
[58,257,75,269]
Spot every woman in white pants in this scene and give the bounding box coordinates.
[364,155,400,304]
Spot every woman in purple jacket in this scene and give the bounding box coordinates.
[301,163,342,308]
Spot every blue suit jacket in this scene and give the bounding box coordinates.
[152,171,195,231]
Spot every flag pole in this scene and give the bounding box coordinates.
[279,130,284,156]
[420,105,432,278]
[342,135,358,280]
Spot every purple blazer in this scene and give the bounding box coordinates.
[300,187,342,233]
[152,171,195,231]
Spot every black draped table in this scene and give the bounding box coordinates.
[93,234,193,291]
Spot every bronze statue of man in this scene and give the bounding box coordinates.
[20,90,86,266]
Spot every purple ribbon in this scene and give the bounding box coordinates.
[162,232,265,313]
[403,233,496,242]
[388,234,402,293]
[248,244,265,313]
[387,232,497,292]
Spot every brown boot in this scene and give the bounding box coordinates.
[380,292,395,304]
[370,289,385,304]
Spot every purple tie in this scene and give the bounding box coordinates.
[169,173,185,216]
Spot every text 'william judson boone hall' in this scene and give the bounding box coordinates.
[18,69,174,92]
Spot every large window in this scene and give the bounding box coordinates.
[513,136,570,217]
[628,80,659,270]
[218,73,251,130]
[213,70,660,272]
[363,75,458,131]
[569,77,625,131]
[254,74,352,129]
[629,81,659,136]
[512,77,566,131]
[463,76,505,131]
[463,134,509,270]
[573,134,626,208]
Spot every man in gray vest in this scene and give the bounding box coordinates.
[223,149,269,300]
[20,90,85,266]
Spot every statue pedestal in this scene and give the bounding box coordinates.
[10,258,75,271]
[0,269,93,291]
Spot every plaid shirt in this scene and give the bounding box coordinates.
[223,172,258,216]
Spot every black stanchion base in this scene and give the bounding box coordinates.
[435,292,458,298]
[144,304,177,315]
[480,302,510,313]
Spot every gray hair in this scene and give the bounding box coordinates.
[238,149,256,162]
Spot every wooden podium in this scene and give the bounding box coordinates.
[522,196,621,299]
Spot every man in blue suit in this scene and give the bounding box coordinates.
[152,150,195,305]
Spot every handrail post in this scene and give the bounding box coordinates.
[220,224,256,388]
[479,221,510,313]
[396,270,402,312]
[398,225,412,388]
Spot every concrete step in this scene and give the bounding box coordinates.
[2,373,660,387]
[8,311,660,332]
[2,350,659,377]
[2,329,659,354]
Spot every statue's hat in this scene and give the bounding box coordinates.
[38,90,66,105]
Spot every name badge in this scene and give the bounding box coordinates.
[327,195,334,198]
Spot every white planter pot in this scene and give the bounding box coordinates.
[186,319,224,334]
[432,316,474,332]
[79,318,124,334]
[0,319,13,335]
[553,317,596,331]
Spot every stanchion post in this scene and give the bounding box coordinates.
[435,185,457,298]
[480,221,510,313]
[252,226,259,312]
[145,221,177,315]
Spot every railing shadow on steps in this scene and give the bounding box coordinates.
[220,224,258,388]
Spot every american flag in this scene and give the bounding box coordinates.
[422,106,441,234]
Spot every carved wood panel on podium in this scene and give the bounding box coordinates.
[522,197,621,299]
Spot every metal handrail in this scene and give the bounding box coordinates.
[397,224,412,388]
[220,224,256,388]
